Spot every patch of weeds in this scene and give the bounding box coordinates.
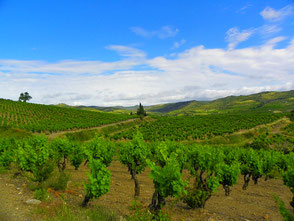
[34,187,50,201]
[274,196,294,221]
[0,167,9,174]
[35,203,118,221]
[47,171,70,191]
[267,168,281,180]
[27,182,40,191]
[85,205,118,221]
[127,200,171,221]
[243,131,255,139]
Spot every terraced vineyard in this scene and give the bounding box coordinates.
[111,113,285,141]
[0,99,136,132]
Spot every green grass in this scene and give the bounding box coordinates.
[34,204,118,221]
[0,126,32,139]
[64,120,140,142]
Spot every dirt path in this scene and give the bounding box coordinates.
[46,118,139,139]
[234,117,290,135]
[0,173,34,221]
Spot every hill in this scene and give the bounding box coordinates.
[55,104,138,114]
[0,99,135,132]
[147,90,294,115]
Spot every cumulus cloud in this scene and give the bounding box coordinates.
[260,5,293,22]
[130,26,178,39]
[225,27,255,49]
[1,38,294,106]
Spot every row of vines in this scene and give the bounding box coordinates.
[0,132,293,220]
[111,113,284,141]
[0,99,135,132]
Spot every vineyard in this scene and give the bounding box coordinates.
[111,113,285,141]
[0,99,294,220]
[0,99,135,132]
[0,132,294,220]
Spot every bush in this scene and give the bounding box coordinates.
[15,135,55,183]
[275,196,294,221]
[34,188,49,201]
[82,158,111,207]
[128,200,171,221]
[148,154,185,211]
[48,171,70,191]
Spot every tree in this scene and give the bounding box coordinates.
[137,103,146,116]
[19,92,32,102]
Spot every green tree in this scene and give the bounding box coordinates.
[137,103,146,117]
[19,92,32,102]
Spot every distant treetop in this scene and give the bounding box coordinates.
[137,103,147,117]
[19,92,32,103]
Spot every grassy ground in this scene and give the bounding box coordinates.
[0,126,32,139]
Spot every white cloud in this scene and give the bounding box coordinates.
[259,24,282,35]
[172,39,186,49]
[225,27,255,49]
[236,3,253,14]
[130,26,178,39]
[0,46,145,75]
[106,45,146,58]
[1,38,294,106]
[264,36,286,47]
[260,5,293,22]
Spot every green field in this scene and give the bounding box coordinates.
[0,99,135,133]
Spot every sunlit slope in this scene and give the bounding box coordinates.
[0,99,135,132]
[148,90,294,115]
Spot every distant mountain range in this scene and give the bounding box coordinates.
[56,90,294,116]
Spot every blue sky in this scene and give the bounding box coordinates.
[0,0,294,106]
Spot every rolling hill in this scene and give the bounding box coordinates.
[0,99,135,132]
[55,90,294,116]
[146,90,294,115]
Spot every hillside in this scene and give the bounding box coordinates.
[147,90,294,115]
[0,99,135,132]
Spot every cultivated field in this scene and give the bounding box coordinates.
[0,99,294,221]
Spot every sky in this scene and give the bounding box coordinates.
[0,0,294,106]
